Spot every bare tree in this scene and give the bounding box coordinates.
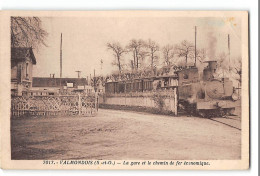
[145,39,159,69]
[215,52,229,78]
[232,58,242,85]
[193,48,207,64]
[11,17,48,49]
[217,52,229,70]
[107,42,126,74]
[174,40,194,67]
[126,39,145,70]
[162,44,175,66]
[138,50,149,69]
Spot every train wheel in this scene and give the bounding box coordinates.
[197,109,219,118]
[209,110,218,118]
[219,109,226,117]
[225,108,235,116]
[197,110,207,118]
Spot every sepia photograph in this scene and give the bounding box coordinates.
[0,11,249,170]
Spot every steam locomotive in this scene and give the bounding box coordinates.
[104,61,238,117]
[177,61,238,117]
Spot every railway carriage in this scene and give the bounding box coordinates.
[105,75,177,94]
[104,60,238,117]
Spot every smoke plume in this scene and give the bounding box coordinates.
[207,32,217,60]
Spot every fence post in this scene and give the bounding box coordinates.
[95,93,98,112]
[78,93,81,115]
[59,95,62,116]
[174,88,178,116]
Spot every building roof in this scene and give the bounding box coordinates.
[32,77,88,88]
[11,47,36,64]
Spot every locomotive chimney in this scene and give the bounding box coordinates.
[203,61,217,81]
[208,61,217,72]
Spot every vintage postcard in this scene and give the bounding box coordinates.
[0,11,249,170]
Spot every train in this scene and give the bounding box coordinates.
[176,61,238,117]
[104,61,238,117]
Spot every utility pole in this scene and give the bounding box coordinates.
[194,26,197,67]
[131,60,134,72]
[228,34,231,71]
[75,71,81,78]
[90,74,92,86]
[60,33,62,78]
[100,59,103,71]
[94,69,96,92]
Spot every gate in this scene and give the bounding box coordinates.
[11,94,98,117]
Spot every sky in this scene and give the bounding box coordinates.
[33,16,242,78]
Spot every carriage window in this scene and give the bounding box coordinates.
[183,74,189,79]
[26,63,29,78]
[17,65,22,83]
[198,91,205,99]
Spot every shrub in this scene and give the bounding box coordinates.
[152,92,165,111]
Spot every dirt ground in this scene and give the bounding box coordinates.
[11,109,241,160]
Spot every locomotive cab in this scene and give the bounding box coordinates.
[176,66,199,86]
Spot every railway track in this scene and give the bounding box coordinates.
[208,117,241,131]
[178,109,241,130]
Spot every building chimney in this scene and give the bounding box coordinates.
[75,71,81,78]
